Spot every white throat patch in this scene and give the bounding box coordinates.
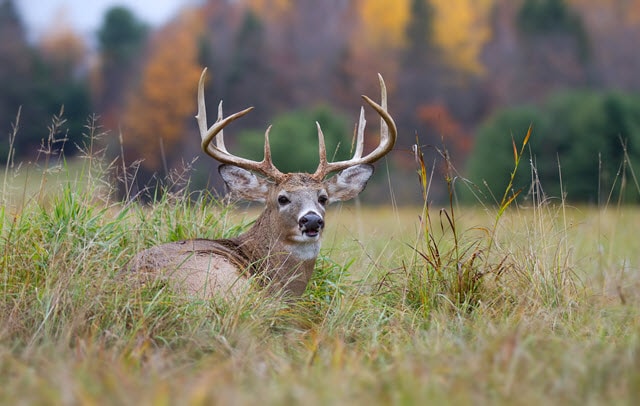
[287,241,321,260]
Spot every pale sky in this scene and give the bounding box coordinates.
[16,0,194,40]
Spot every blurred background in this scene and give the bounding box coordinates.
[3,0,640,204]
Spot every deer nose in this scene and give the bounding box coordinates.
[299,212,324,231]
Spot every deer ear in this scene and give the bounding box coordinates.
[219,165,269,202]
[326,164,374,203]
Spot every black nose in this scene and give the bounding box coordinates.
[299,212,324,231]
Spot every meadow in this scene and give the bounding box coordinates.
[1,135,639,405]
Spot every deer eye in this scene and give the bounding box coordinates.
[318,195,328,206]
[278,195,290,206]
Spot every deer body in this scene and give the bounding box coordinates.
[125,68,396,299]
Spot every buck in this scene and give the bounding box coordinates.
[125,68,396,298]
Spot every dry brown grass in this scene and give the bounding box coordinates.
[2,127,640,404]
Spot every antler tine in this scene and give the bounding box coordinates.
[316,122,328,168]
[215,101,228,152]
[354,106,366,159]
[196,68,284,180]
[312,74,397,180]
[263,125,275,163]
[377,73,389,149]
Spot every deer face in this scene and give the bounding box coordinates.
[219,164,374,244]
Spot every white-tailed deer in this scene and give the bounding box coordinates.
[125,68,396,298]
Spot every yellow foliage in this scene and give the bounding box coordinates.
[344,0,410,88]
[355,0,493,75]
[123,9,204,170]
[358,0,411,49]
[431,0,493,74]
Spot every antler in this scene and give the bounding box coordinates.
[312,73,397,180]
[196,68,285,181]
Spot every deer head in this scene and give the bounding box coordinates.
[196,66,395,246]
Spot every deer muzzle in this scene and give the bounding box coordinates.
[299,212,324,237]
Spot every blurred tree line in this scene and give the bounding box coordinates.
[0,0,90,161]
[2,0,640,203]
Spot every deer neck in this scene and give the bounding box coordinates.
[233,210,320,296]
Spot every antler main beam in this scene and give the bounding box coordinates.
[312,74,397,180]
[196,68,285,181]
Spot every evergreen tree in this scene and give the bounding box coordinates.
[403,0,437,67]
[517,0,589,60]
[97,7,148,125]
[224,10,275,127]
[397,0,448,152]
[98,7,148,62]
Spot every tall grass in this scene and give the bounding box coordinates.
[2,118,640,404]
[401,127,567,314]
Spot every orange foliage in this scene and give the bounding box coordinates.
[417,103,471,154]
[123,9,204,171]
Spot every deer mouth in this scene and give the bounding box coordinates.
[302,228,321,238]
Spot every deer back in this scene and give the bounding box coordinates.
[125,239,252,298]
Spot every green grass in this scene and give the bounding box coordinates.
[2,135,640,405]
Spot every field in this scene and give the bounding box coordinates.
[2,150,640,405]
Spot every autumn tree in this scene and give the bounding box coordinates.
[417,103,471,159]
[39,22,86,79]
[122,9,204,175]
[431,0,493,75]
[359,0,409,49]
[334,0,409,104]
